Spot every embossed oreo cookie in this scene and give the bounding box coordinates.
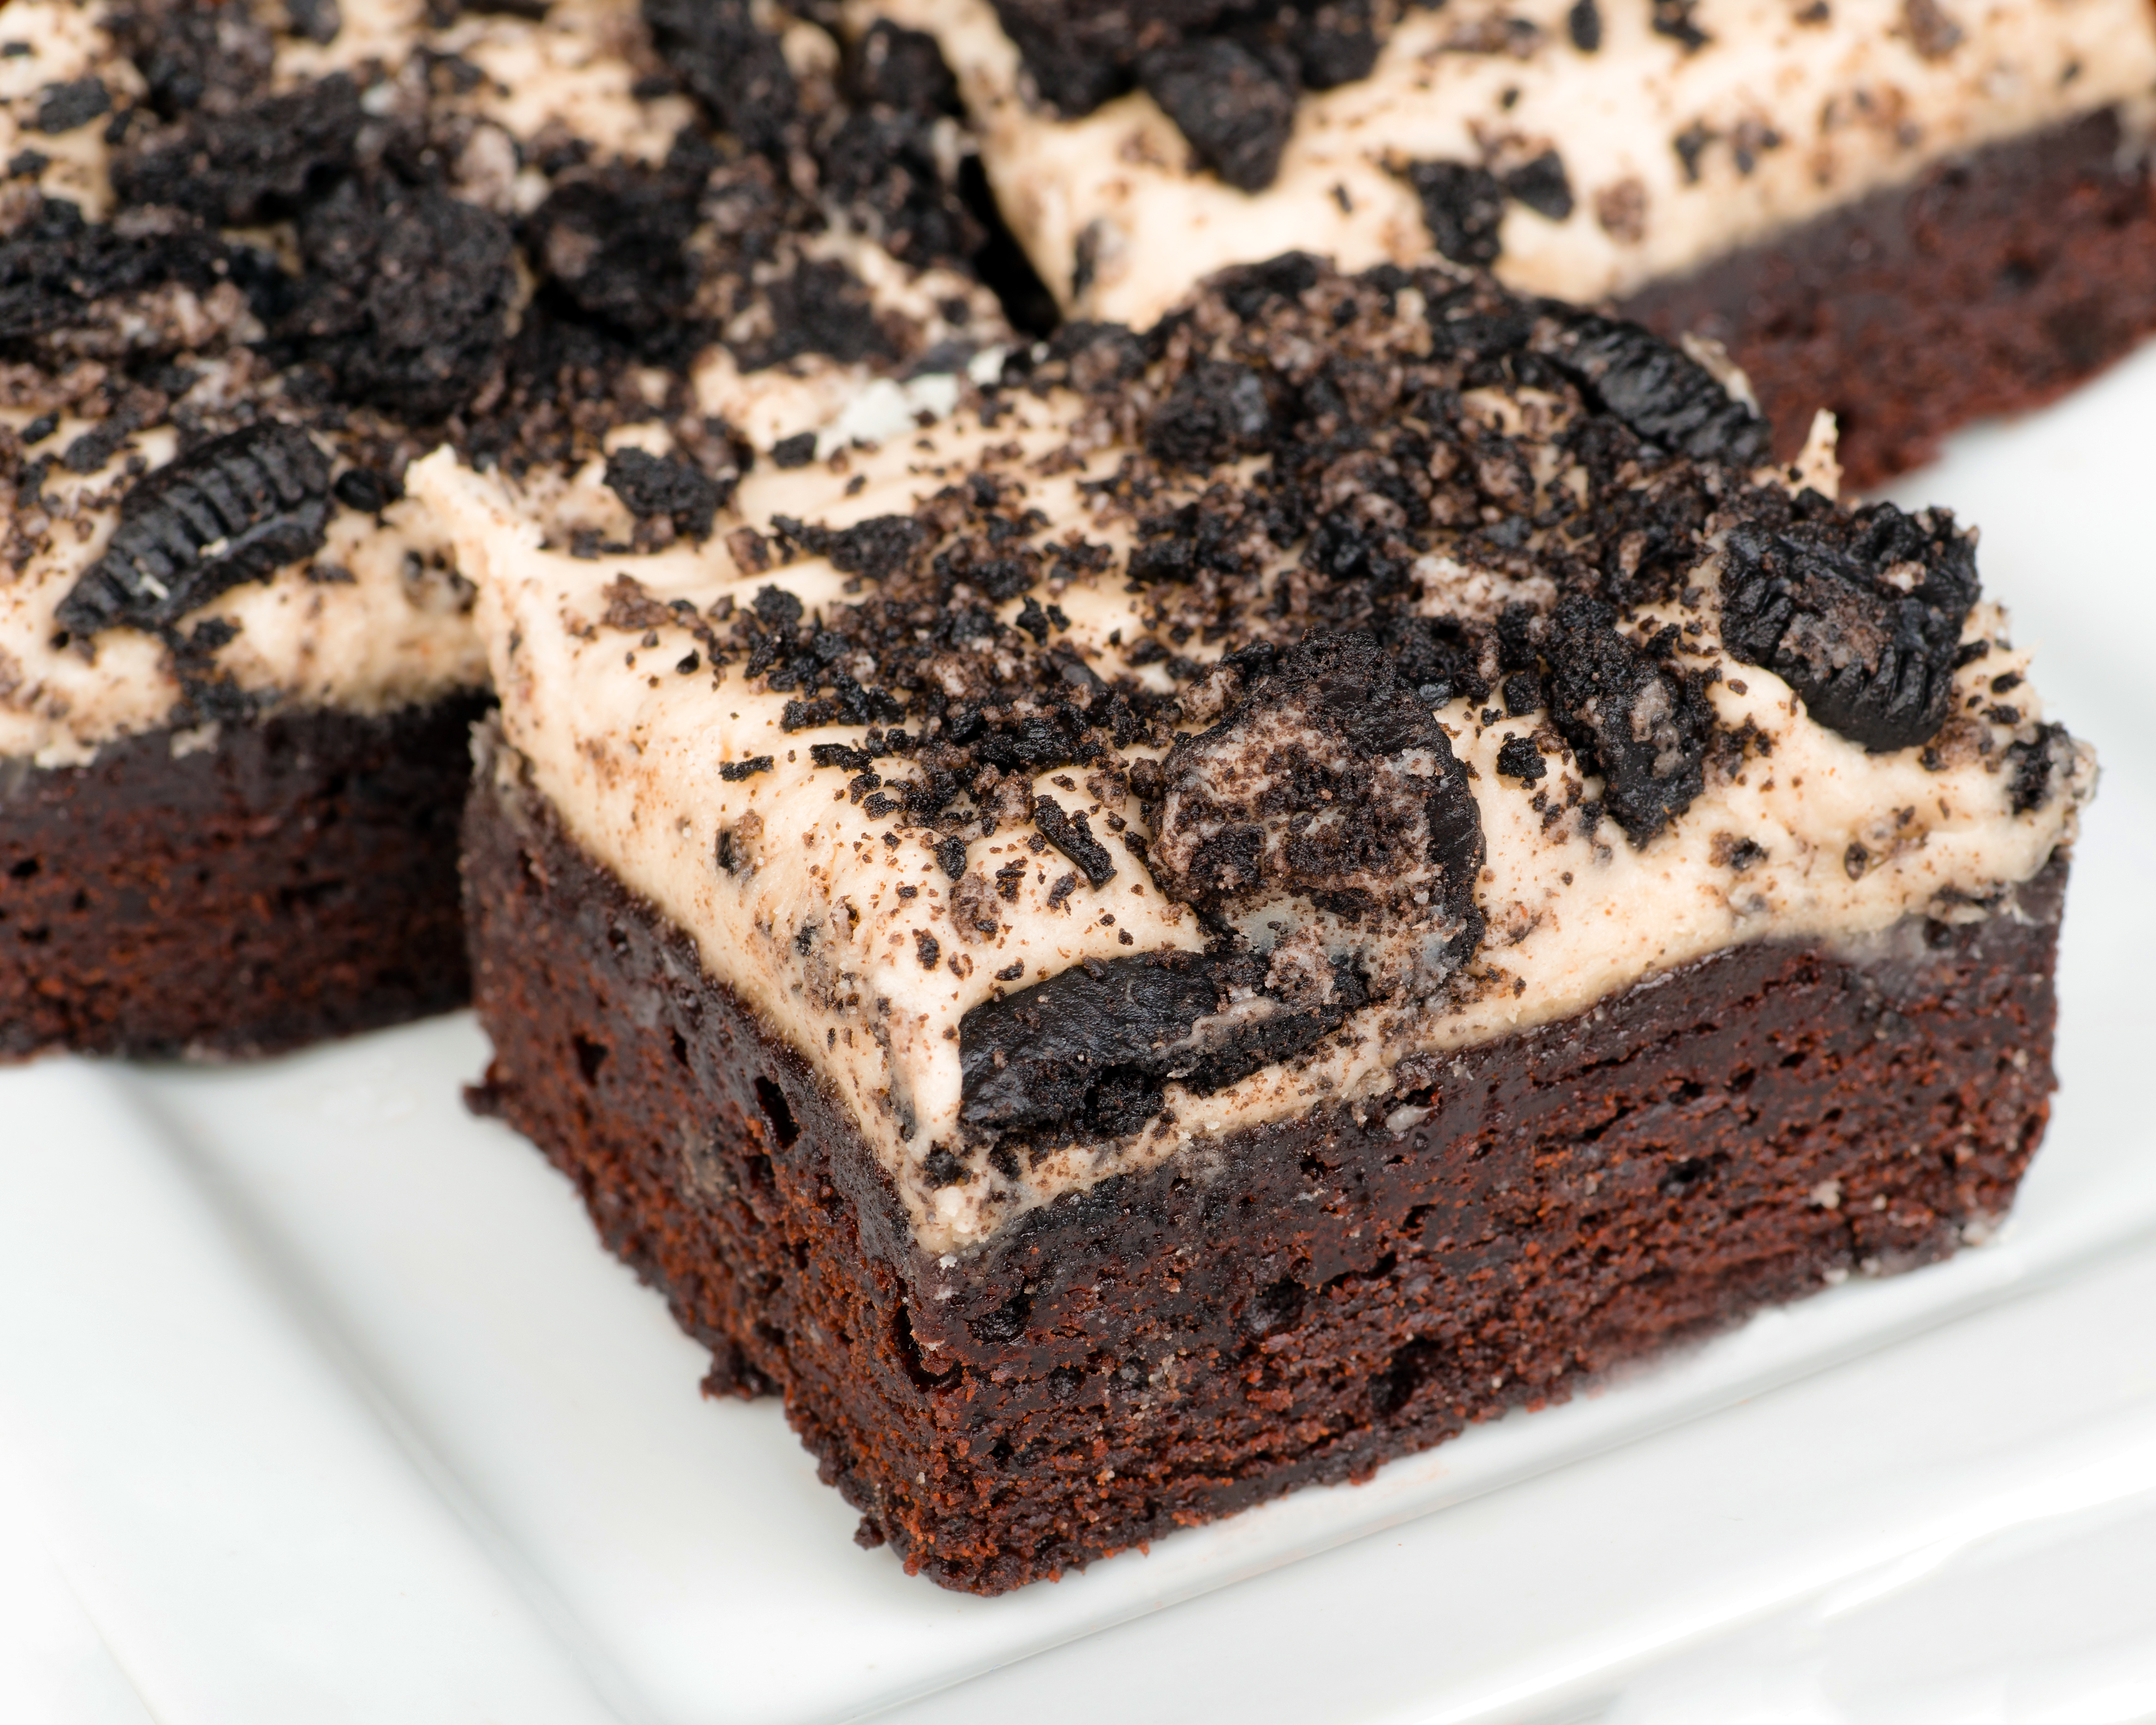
[56,421,332,639]
[1719,502,1978,752]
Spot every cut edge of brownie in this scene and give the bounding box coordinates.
[0,692,490,1061]
[464,721,2065,1593]
[1621,106,2156,491]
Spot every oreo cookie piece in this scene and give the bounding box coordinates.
[1405,161,1508,267]
[642,0,797,156]
[958,945,1369,1142]
[1719,501,1979,752]
[1543,594,1714,846]
[55,421,332,639]
[1149,631,1486,1000]
[1543,311,1770,465]
[284,176,515,421]
[605,449,726,541]
[111,73,362,224]
[1138,38,1299,193]
[0,199,228,347]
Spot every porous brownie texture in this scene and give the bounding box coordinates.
[1621,108,2156,490]
[1,695,486,1059]
[466,733,2065,1594]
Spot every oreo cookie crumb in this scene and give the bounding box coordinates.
[605,448,726,541]
[1033,796,1116,887]
[34,78,110,136]
[1406,161,1509,267]
[643,0,796,156]
[112,74,361,223]
[1544,595,1712,844]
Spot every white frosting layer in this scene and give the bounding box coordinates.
[877,0,2156,326]
[413,396,2090,1258]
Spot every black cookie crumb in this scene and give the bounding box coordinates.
[112,73,361,224]
[1033,796,1117,887]
[34,78,110,136]
[1543,311,1770,465]
[606,448,727,541]
[642,0,797,156]
[1406,161,1509,267]
[282,175,514,421]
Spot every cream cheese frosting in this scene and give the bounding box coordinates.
[874,0,2156,327]
[414,262,2091,1256]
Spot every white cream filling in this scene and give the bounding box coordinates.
[412,395,2090,1259]
[874,0,2156,327]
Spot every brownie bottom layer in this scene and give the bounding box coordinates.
[465,740,2064,1593]
[0,693,489,1059]
[1620,106,2156,490]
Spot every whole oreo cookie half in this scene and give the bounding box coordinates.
[1719,501,1978,752]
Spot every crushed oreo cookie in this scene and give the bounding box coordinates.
[606,448,727,541]
[986,0,1388,191]
[1138,39,1298,193]
[112,73,362,223]
[1543,595,1713,844]
[1150,632,1485,999]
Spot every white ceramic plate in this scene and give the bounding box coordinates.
[5,343,2156,1725]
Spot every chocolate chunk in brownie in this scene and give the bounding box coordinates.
[1719,501,1979,752]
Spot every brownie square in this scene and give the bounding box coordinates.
[424,255,2090,1589]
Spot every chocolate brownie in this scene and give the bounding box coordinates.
[885,0,2156,483]
[0,0,1011,1058]
[418,254,2090,1587]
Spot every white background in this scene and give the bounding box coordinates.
[3,341,2154,1724]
